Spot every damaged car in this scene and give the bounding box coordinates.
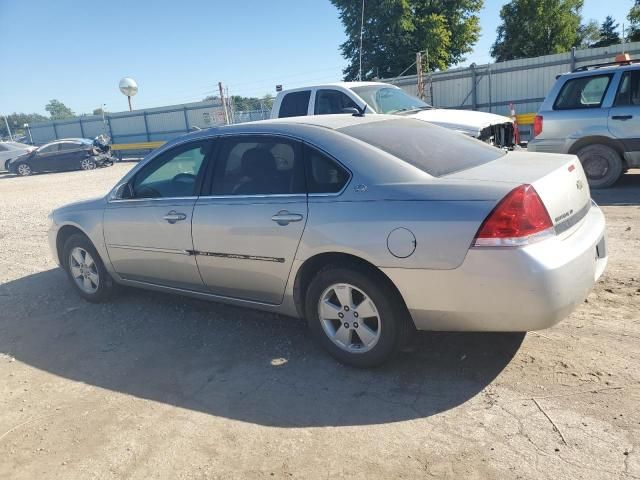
[8,136,114,176]
[271,82,516,148]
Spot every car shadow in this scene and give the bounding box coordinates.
[591,170,640,206]
[0,268,524,427]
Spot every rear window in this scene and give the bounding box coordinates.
[278,90,311,118]
[338,118,505,177]
[554,74,612,110]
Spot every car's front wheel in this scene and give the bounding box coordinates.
[16,162,32,176]
[62,233,114,302]
[305,265,408,367]
[80,157,97,170]
[577,144,623,189]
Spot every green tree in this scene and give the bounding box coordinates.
[592,16,620,48]
[331,0,483,80]
[576,19,601,48]
[45,99,75,120]
[92,107,105,116]
[491,0,583,62]
[629,1,640,41]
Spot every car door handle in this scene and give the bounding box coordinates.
[271,210,303,225]
[163,210,187,224]
[611,115,633,120]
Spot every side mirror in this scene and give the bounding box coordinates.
[112,182,134,200]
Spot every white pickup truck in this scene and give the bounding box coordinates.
[271,82,516,148]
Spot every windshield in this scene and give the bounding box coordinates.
[338,118,505,177]
[352,85,432,114]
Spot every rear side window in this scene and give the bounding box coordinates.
[314,89,358,115]
[305,145,350,193]
[338,118,505,177]
[278,91,311,118]
[554,74,612,110]
[614,70,640,106]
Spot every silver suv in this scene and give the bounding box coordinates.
[528,56,640,188]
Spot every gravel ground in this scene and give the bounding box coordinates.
[0,164,638,480]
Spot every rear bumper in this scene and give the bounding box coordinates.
[383,203,607,331]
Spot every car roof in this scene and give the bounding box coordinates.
[560,62,640,79]
[278,81,396,94]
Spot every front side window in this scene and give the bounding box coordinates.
[351,85,431,114]
[131,141,212,199]
[278,91,311,118]
[211,137,304,195]
[305,145,350,193]
[314,89,359,114]
[58,142,80,151]
[614,70,640,106]
[554,74,612,110]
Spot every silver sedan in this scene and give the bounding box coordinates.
[48,114,607,367]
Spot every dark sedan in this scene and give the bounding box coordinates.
[8,138,113,176]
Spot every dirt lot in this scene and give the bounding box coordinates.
[0,163,638,480]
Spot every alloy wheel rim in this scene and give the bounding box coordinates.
[69,247,99,293]
[318,283,381,353]
[81,159,96,170]
[18,164,30,175]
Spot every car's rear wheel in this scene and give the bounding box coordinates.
[577,144,623,189]
[62,233,114,302]
[305,265,408,367]
[16,163,32,176]
[80,158,97,170]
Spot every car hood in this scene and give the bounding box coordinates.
[406,109,513,136]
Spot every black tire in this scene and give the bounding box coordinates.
[304,264,409,368]
[15,162,32,176]
[576,144,623,189]
[62,233,115,302]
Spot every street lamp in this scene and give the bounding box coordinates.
[23,123,33,144]
[119,77,138,111]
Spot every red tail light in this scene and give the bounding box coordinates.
[533,115,543,137]
[474,184,554,247]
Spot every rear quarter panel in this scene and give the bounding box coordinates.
[298,197,497,270]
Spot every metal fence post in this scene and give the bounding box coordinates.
[471,64,477,110]
[79,118,85,138]
[183,107,189,132]
[570,47,577,71]
[143,111,150,142]
[52,122,58,139]
[106,116,113,141]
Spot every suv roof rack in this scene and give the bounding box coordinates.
[573,58,640,72]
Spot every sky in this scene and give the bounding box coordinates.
[0,0,633,116]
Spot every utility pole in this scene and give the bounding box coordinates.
[218,82,230,125]
[358,0,365,81]
[416,51,425,100]
[426,48,434,105]
[2,115,13,141]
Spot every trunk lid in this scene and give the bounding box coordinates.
[447,151,591,236]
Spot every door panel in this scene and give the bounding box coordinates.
[103,139,214,290]
[608,70,640,166]
[104,199,205,290]
[192,196,307,304]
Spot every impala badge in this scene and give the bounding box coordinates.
[576,180,584,190]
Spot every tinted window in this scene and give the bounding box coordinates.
[614,71,640,106]
[211,137,304,195]
[314,90,359,114]
[339,118,505,177]
[58,142,81,151]
[278,91,311,118]
[131,141,212,199]
[554,74,612,110]
[305,146,349,193]
[39,143,60,153]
